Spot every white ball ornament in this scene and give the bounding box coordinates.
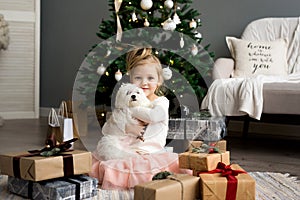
[163,18,176,31]
[164,0,174,9]
[144,18,150,27]
[115,69,123,81]
[162,67,173,80]
[140,0,153,10]
[189,19,197,29]
[96,64,106,75]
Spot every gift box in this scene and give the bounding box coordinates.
[7,175,98,200]
[199,163,255,200]
[66,175,98,199]
[0,150,92,181]
[134,174,200,200]
[188,140,227,153]
[178,151,230,172]
[34,179,77,200]
[167,117,226,140]
[7,175,31,198]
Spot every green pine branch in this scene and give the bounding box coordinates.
[78,0,215,114]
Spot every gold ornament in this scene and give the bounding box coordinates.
[144,18,150,27]
[189,19,197,29]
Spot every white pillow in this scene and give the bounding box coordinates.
[226,36,288,78]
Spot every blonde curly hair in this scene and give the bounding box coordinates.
[126,48,165,95]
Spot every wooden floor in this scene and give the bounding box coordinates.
[0,118,299,178]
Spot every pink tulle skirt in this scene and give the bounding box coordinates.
[89,151,192,190]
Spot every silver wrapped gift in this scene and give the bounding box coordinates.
[32,179,76,200]
[7,175,31,198]
[7,175,98,200]
[66,175,98,199]
[167,117,226,141]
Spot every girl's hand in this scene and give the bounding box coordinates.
[125,122,145,136]
[138,119,149,126]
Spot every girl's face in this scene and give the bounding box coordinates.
[130,63,160,101]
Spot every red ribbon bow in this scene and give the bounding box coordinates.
[200,162,246,200]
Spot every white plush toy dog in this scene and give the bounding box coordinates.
[95,83,152,161]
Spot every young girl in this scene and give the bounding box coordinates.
[90,47,190,189]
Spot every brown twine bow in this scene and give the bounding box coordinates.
[150,172,184,200]
[191,142,220,153]
[167,175,184,200]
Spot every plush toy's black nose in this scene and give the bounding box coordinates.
[131,95,136,100]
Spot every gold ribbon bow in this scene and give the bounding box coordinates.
[115,0,123,41]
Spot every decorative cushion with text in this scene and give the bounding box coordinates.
[226,36,288,77]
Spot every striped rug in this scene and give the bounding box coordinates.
[249,172,300,200]
[0,172,299,200]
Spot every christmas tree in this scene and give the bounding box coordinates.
[77,0,214,117]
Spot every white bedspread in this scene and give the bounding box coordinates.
[202,17,300,120]
[201,73,300,120]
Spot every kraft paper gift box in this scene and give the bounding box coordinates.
[199,163,255,200]
[134,174,200,200]
[188,140,227,153]
[0,150,92,181]
[178,151,230,172]
[7,175,98,200]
